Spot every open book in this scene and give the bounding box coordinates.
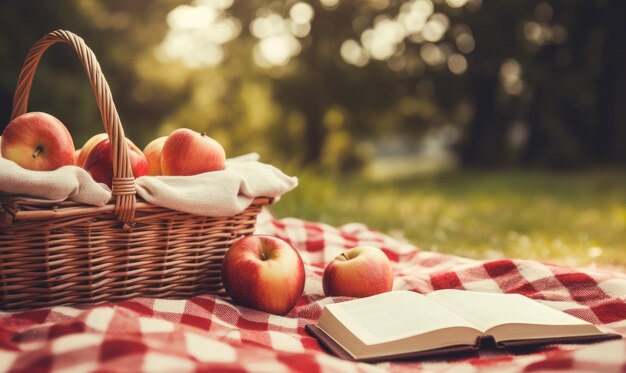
[306,290,620,362]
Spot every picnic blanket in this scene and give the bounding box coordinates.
[1,210,625,372]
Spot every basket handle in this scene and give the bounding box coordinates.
[10,29,136,226]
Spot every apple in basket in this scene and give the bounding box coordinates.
[143,136,167,176]
[161,128,226,176]
[323,246,393,298]
[1,112,75,171]
[221,235,306,315]
[83,137,149,187]
[76,132,108,167]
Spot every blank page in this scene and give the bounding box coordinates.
[427,289,591,333]
[324,291,477,345]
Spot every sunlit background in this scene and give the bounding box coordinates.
[1,0,625,267]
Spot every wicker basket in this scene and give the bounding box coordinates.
[0,30,272,311]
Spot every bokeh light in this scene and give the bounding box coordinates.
[500,58,524,95]
[341,0,469,73]
[422,18,447,42]
[320,0,340,10]
[455,32,475,53]
[412,0,434,17]
[159,2,240,68]
[447,53,467,74]
[445,0,468,8]
[290,2,314,25]
[398,8,427,34]
[523,21,551,46]
[250,3,314,68]
[195,0,234,10]
[256,34,300,66]
[420,43,446,66]
[290,21,312,38]
[341,39,369,67]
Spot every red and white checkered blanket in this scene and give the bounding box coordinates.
[1,210,625,372]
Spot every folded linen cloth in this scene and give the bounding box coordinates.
[134,153,298,217]
[0,153,298,217]
[0,156,111,206]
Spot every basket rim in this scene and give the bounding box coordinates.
[0,196,273,225]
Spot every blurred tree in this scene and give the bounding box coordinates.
[461,0,626,168]
[0,0,184,146]
[596,0,626,164]
[1,0,625,171]
[458,1,521,168]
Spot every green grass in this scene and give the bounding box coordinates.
[268,169,626,269]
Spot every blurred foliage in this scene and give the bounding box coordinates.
[1,1,624,266]
[0,0,181,148]
[1,0,625,173]
[270,170,626,268]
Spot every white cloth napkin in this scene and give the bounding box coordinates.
[0,153,298,217]
[0,156,111,206]
[134,153,298,217]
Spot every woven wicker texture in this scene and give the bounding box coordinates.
[0,30,271,311]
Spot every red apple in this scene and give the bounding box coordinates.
[83,138,149,187]
[143,136,167,176]
[1,112,75,171]
[161,128,225,176]
[221,235,305,315]
[323,246,393,298]
[76,133,108,167]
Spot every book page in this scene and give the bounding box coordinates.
[323,290,478,345]
[427,289,593,333]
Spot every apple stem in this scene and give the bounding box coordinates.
[260,251,266,261]
[32,146,43,159]
[201,131,207,137]
[340,253,349,261]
